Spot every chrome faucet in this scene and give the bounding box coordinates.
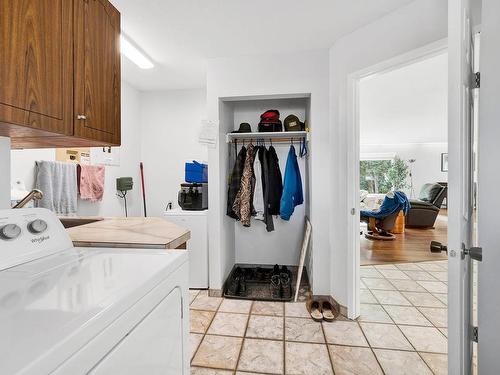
[13,189,43,208]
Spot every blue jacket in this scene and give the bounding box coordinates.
[361,191,410,219]
[280,146,303,220]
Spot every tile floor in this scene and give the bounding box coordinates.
[189,260,448,375]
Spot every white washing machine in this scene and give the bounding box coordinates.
[0,208,189,375]
[164,208,208,288]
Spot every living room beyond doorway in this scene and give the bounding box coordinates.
[358,51,448,266]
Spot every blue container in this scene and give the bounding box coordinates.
[185,161,208,183]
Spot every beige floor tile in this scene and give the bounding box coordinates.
[284,302,310,318]
[237,338,283,374]
[398,325,448,353]
[374,349,432,375]
[360,322,413,350]
[235,372,267,375]
[395,263,423,271]
[246,315,283,340]
[379,269,411,280]
[190,367,233,374]
[285,342,333,374]
[433,293,448,305]
[192,335,243,370]
[360,279,368,290]
[358,303,392,323]
[418,307,447,327]
[285,317,325,343]
[417,280,448,294]
[191,294,223,311]
[190,289,200,303]
[207,312,248,337]
[360,289,378,304]
[439,327,448,337]
[251,301,284,316]
[190,310,215,333]
[383,305,432,326]
[361,277,396,290]
[218,299,253,314]
[420,352,448,375]
[322,321,368,347]
[401,292,446,308]
[190,333,204,359]
[403,270,438,281]
[329,345,383,375]
[371,290,411,306]
[374,264,398,270]
[360,267,384,278]
[419,262,446,272]
[389,279,427,292]
[429,271,448,282]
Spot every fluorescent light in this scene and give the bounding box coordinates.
[120,35,154,69]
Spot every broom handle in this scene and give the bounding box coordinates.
[140,162,147,217]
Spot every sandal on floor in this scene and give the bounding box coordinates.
[307,300,323,322]
[321,300,336,322]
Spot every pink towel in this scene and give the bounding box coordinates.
[78,165,105,202]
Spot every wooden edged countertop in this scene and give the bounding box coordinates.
[66,217,191,249]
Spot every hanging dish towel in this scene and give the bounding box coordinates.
[233,144,255,226]
[280,145,304,220]
[78,164,106,202]
[34,161,78,215]
[227,145,247,219]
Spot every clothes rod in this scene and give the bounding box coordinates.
[225,131,309,144]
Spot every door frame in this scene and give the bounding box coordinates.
[345,38,448,319]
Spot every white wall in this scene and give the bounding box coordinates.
[9,81,143,217]
[0,137,10,209]
[206,50,330,294]
[329,0,448,311]
[139,88,207,217]
[360,143,448,197]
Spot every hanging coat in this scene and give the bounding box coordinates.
[280,145,304,220]
[233,144,255,226]
[227,145,246,219]
[259,146,274,232]
[266,145,283,215]
[252,146,265,221]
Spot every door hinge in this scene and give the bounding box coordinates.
[472,326,478,343]
[473,72,480,89]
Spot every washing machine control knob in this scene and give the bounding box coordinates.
[28,219,48,234]
[0,224,22,240]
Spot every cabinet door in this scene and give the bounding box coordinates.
[0,0,73,135]
[74,0,121,145]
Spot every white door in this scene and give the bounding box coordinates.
[476,0,500,372]
[448,0,478,374]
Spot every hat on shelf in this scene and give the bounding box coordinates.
[284,115,304,132]
[232,123,252,133]
[258,109,283,132]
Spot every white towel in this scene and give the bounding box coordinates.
[35,161,78,215]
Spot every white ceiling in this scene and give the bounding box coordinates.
[111,0,415,91]
[360,52,448,145]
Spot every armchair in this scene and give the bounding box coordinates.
[405,183,447,228]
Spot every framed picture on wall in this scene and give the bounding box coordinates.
[441,153,448,172]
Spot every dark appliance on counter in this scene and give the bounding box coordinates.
[178,183,208,211]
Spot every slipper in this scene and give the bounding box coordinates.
[321,300,336,322]
[307,300,323,322]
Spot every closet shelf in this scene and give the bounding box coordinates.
[225,131,310,144]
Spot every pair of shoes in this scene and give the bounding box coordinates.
[228,267,247,296]
[307,299,336,322]
[270,264,292,300]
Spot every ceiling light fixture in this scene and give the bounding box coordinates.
[120,35,154,70]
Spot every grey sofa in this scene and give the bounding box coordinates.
[405,183,447,228]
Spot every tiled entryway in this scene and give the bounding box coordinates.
[190,260,448,375]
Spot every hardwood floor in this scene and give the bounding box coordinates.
[361,211,448,265]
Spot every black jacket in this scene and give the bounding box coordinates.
[258,146,274,232]
[227,146,246,219]
[266,146,283,215]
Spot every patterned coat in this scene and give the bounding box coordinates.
[233,144,255,226]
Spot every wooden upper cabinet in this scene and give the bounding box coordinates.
[74,0,121,146]
[0,0,73,136]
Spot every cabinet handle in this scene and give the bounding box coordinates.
[77,114,87,120]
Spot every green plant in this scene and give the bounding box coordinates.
[387,156,409,191]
